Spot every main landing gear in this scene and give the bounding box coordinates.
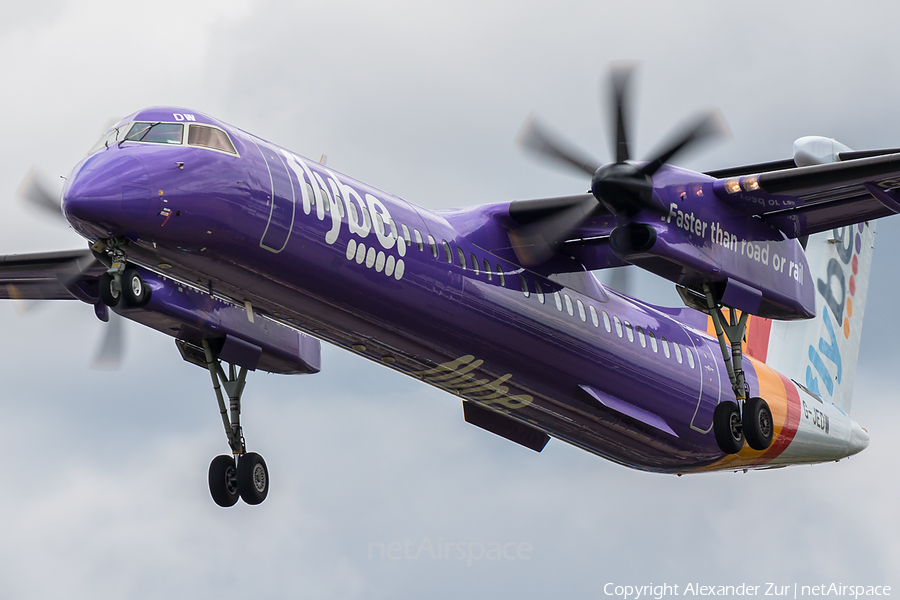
[201,339,269,507]
[702,285,774,455]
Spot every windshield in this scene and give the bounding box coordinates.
[123,122,184,145]
[87,124,129,155]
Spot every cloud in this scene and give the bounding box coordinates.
[0,0,899,598]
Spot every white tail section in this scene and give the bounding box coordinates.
[765,223,876,414]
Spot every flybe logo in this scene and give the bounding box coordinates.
[416,355,534,410]
[280,150,408,281]
[805,224,867,398]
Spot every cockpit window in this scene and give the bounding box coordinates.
[124,122,184,145]
[87,124,129,154]
[188,124,237,155]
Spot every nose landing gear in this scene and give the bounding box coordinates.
[97,253,151,309]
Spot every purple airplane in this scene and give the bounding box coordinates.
[3,67,894,506]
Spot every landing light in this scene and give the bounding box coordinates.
[741,175,760,191]
[725,178,741,194]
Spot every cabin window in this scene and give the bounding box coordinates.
[614,316,623,337]
[305,183,317,209]
[589,305,599,327]
[648,331,658,353]
[443,241,452,264]
[496,266,506,286]
[125,122,183,145]
[554,292,563,311]
[686,347,695,369]
[388,219,399,240]
[415,229,425,251]
[457,247,466,269]
[362,207,372,229]
[535,281,545,304]
[576,299,586,322]
[334,194,345,218]
[564,294,574,316]
[374,212,384,235]
[520,274,530,297]
[624,321,634,342]
[674,343,683,364]
[484,259,492,281]
[470,254,480,274]
[188,124,236,154]
[428,235,438,258]
[321,190,331,214]
[636,326,647,348]
[402,224,412,246]
[602,310,611,332]
[661,337,671,358]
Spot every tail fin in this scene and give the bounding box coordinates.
[764,223,876,414]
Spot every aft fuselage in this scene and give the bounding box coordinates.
[61,107,868,474]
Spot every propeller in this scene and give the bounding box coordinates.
[15,168,125,370]
[17,167,64,221]
[91,310,125,370]
[514,64,729,265]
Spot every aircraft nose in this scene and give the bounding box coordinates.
[62,154,152,236]
[848,419,869,456]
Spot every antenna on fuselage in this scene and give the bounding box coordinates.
[319,154,328,165]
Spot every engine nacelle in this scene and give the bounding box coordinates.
[609,219,815,320]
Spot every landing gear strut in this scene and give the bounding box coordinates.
[202,339,269,507]
[702,284,773,454]
[95,244,151,309]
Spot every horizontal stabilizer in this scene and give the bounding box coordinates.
[462,401,549,452]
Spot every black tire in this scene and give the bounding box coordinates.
[98,272,120,307]
[208,455,239,507]
[122,268,151,307]
[743,397,774,451]
[713,401,744,454]
[237,452,269,505]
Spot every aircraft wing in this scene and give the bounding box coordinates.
[709,151,900,238]
[0,249,100,301]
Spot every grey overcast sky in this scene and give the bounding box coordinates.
[0,1,898,598]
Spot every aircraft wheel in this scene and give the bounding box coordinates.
[98,272,120,307]
[238,452,269,505]
[122,268,151,307]
[743,397,774,451]
[208,455,239,507]
[713,401,744,454]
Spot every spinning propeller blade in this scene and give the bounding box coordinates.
[638,110,730,178]
[16,167,127,369]
[510,195,600,265]
[610,62,637,164]
[17,167,64,221]
[513,65,728,264]
[517,114,601,178]
[91,311,124,371]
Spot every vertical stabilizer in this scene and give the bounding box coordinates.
[764,223,876,414]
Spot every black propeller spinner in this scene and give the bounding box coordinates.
[514,64,728,265]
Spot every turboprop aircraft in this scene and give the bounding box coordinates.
[3,66,897,507]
